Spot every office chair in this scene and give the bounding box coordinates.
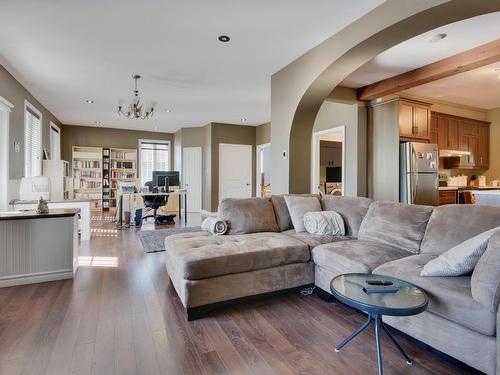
[142,194,169,224]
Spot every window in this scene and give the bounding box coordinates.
[139,140,170,185]
[24,101,42,177]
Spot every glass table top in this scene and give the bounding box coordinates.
[330,273,428,315]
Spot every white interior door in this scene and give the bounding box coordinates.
[219,143,252,203]
[50,122,61,160]
[183,147,202,212]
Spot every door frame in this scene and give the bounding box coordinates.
[49,122,61,160]
[311,126,345,195]
[182,146,202,213]
[256,143,271,197]
[219,143,253,204]
[0,96,14,211]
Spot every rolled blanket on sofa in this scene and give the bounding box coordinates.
[201,217,228,235]
[303,211,345,238]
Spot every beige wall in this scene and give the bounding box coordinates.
[270,0,500,194]
[0,64,62,179]
[61,124,174,178]
[486,108,500,182]
[256,122,270,145]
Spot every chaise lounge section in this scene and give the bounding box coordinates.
[165,195,500,374]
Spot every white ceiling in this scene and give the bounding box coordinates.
[341,12,500,89]
[0,0,383,132]
[402,61,500,110]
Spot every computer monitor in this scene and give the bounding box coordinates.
[152,171,180,189]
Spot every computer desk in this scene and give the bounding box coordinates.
[116,190,188,228]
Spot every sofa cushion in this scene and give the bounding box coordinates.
[421,204,500,255]
[271,194,319,232]
[164,232,310,280]
[312,240,412,276]
[321,196,372,237]
[281,229,352,249]
[472,232,500,311]
[358,201,433,254]
[218,197,279,235]
[284,195,322,233]
[374,255,496,336]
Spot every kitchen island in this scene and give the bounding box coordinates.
[470,190,500,206]
[0,209,79,287]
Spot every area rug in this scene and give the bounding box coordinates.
[138,226,202,253]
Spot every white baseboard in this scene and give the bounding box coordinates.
[0,269,74,288]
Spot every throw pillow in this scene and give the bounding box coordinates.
[421,226,500,276]
[303,211,345,238]
[284,196,321,233]
[218,198,279,235]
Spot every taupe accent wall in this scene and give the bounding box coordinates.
[210,123,256,209]
[256,122,270,145]
[61,124,174,174]
[174,123,257,212]
[0,64,62,179]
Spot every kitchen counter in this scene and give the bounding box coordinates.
[0,208,79,221]
[438,187,458,191]
[0,208,79,287]
[10,200,92,241]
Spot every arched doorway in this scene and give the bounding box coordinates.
[270,0,500,194]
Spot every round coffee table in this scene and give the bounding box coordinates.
[330,273,428,375]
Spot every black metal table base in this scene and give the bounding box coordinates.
[335,313,412,375]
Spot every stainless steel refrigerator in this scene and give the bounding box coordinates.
[400,142,439,206]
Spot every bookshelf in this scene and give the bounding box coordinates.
[102,148,110,210]
[110,147,137,208]
[72,146,103,211]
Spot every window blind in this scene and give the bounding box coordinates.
[24,105,42,177]
[140,142,169,185]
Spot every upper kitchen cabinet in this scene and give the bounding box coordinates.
[398,99,431,142]
[319,141,342,167]
[432,111,490,169]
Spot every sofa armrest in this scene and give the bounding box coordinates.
[472,232,500,312]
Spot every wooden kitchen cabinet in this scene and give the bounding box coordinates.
[432,111,490,169]
[439,190,457,205]
[476,124,489,168]
[398,99,431,141]
[320,141,342,167]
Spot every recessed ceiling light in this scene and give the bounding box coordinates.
[240,118,247,122]
[218,35,230,43]
[94,121,102,125]
[426,33,447,43]
[85,99,94,104]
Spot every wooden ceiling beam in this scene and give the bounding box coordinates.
[357,38,500,101]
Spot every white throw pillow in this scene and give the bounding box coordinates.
[421,227,500,276]
[304,211,345,238]
[284,196,322,232]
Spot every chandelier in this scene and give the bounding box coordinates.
[117,74,155,120]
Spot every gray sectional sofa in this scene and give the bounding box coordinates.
[165,195,500,374]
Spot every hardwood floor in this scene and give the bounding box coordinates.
[0,214,477,375]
